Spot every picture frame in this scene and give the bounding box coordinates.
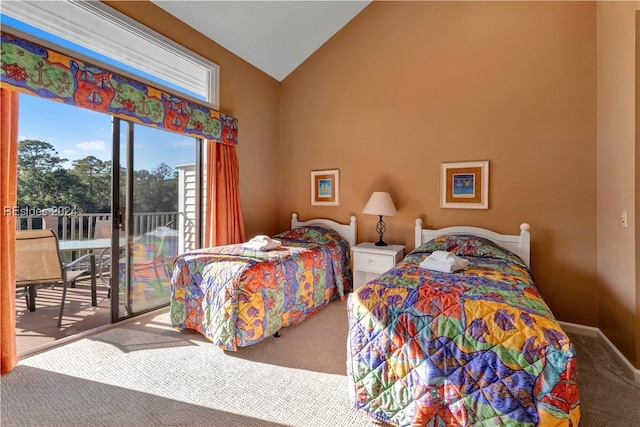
[311,169,340,206]
[440,161,489,209]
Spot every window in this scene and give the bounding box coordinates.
[1,0,219,108]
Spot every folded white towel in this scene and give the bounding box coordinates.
[419,252,469,273]
[429,250,456,262]
[242,235,282,251]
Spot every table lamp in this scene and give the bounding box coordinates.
[362,191,398,246]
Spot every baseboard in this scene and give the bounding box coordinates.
[559,321,640,383]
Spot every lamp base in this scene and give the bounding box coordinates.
[375,215,388,246]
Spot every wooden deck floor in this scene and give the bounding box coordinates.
[15,278,112,354]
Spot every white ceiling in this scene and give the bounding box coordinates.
[151,1,371,81]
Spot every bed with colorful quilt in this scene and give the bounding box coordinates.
[169,213,356,351]
[347,219,580,426]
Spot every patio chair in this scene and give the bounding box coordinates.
[94,219,116,294]
[15,229,96,327]
[94,219,111,239]
[41,215,59,236]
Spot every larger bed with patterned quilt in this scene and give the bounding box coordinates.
[169,213,356,351]
[347,219,580,426]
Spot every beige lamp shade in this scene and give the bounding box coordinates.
[362,192,398,216]
[362,192,397,246]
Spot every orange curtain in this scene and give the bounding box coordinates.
[1,89,19,375]
[204,141,246,246]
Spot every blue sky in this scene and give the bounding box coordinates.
[19,95,197,171]
[4,14,200,171]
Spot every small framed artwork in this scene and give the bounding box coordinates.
[311,169,340,206]
[441,161,489,209]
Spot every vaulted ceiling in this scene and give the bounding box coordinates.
[151,1,371,81]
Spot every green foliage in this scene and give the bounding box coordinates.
[17,139,178,214]
[70,156,112,213]
[133,162,178,213]
[18,140,73,208]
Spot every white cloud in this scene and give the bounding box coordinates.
[76,140,106,151]
[64,149,79,156]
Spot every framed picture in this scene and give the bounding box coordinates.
[311,169,339,206]
[440,161,489,209]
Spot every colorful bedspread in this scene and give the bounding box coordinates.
[170,226,352,350]
[347,235,580,426]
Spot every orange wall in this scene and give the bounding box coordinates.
[104,0,282,239]
[280,1,599,327]
[596,1,638,370]
[108,1,639,368]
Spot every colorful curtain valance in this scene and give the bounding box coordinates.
[0,31,238,145]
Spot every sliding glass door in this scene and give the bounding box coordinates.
[111,117,199,321]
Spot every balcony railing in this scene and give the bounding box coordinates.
[17,212,179,241]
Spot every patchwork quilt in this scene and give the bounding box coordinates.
[169,226,352,350]
[347,235,580,426]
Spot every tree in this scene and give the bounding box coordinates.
[18,139,178,217]
[70,156,111,213]
[17,140,79,209]
[133,162,178,213]
[18,140,67,172]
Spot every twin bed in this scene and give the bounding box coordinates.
[169,213,356,351]
[347,219,580,426]
[169,214,580,426]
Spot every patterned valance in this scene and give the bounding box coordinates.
[0,31,238,145]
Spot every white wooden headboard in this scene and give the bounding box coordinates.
[414,218,531,268]
[291,213,357,247]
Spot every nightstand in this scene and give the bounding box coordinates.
[351,242,405,290]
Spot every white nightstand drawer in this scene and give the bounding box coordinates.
[353,252,395,274]
[351,243,405,290]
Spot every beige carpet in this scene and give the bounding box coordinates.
[2,299,639,427]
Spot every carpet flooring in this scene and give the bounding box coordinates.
[2,298,639,427]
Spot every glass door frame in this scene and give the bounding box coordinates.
[109,117,204,323]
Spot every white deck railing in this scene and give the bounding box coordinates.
[17,211,179,241]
